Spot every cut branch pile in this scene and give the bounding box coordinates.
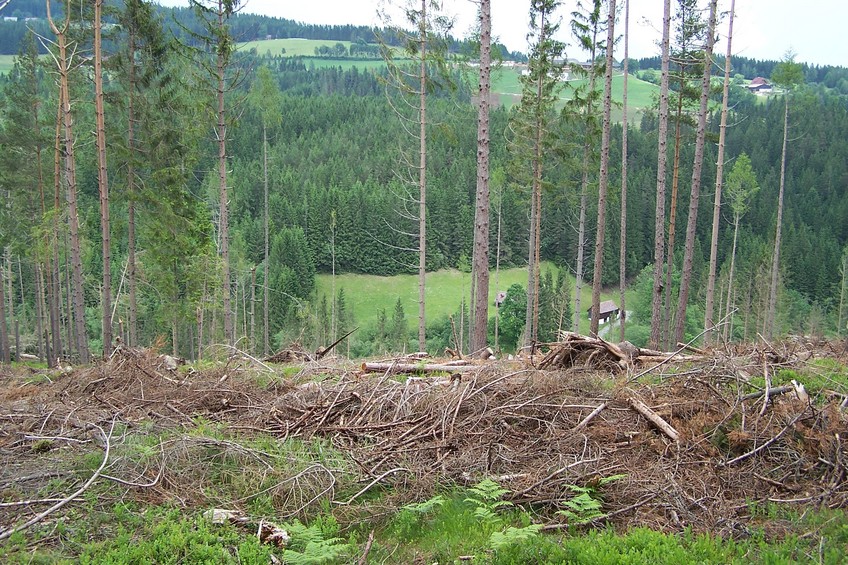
[538,332,705,372]
[1,338,846,538]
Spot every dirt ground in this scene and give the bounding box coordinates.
[1,337,846,543]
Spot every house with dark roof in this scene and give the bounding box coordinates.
[586,300,620,323]
[747,77,773,94]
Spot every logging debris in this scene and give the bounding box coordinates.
[0,337,846,541]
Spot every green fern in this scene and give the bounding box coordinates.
[403,494,445,514]
[489,524,542,550]
[281,519,348,565]
[556,474,626,525]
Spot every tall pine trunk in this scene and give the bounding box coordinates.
[662,93,684,347]
[127,22,138,348]
[0,261,8,363]
[217,2,233,346]
[673,0,717,345]
[470,0,491,354]
[589,0,615,337]
[263,122,270,355]
[573,15,600,334]
[51,99,63,360]
[650,0,672,349]
[724,212,741,341]
[94,0,112,356]
[417,0,428,353]
[524,7,547,350]
[767,95,790,339]
[705,0,735,341]
[618,0,629,343]
[48,3,89,363]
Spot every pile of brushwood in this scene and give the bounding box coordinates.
[1,335,846,545]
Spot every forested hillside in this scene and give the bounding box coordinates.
[0,0,524,59]
[0,0,846,366]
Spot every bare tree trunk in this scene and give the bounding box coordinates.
[417,0,428,353]
[250,266,256,352]
[524,8,548,350]
[705,0,735,342]
[470,0,491,353]
[767,93,790,339]
[650,0,672,349]
[662,95,683,348]
[674,0,718,345]
[0,260,8,363]
[589,0,616,337]
[838,248,847,335]
[573,20,600,334]
[34,264,46,361]
[63,230,73,356]
[262,122,269,356]
[50,96,63,362]
[217,3,233,346]
[48,2,89,363]
[127,23,138,348]
[33,55,53,366]
[618,0,629,343]
[724,213,740,341]
[94,0,112,357]
[494,188,502,352]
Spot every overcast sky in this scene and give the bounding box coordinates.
[156,0,846,67]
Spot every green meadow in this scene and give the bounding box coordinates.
[316,262,632,335]
[239,38,660,116]
[240,38,358,57]
[0,55,16,74]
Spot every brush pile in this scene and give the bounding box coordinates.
[1,338,846,537]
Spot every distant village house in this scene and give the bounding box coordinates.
[746,77,773,94]
[586,300,620,323]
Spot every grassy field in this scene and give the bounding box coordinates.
[0,55,15,74]
[492,68,659,116]
[316,262,632,335]
[238,39,659,117]
[240,38,359,57]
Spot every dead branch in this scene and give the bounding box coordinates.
[573,402,608,431]
[0,419,114,542]
[628,398,680,442]
[361,362,478,374]
[335,467,410,506]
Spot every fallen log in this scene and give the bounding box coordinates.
[739,385,794,402]
[628,397,680,442]
[541,332,629,372]
[361,362,478,374]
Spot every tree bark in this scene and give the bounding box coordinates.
[525,7,548,349]
[94,0,112,357]
[618,0,629,343]
[263,122,270,355]
[470,0,491,353]
[417,0,428,353]
[724,213,740,341]
[673,0,718,345]
[573,12,600,335]
[589,0,616,337]
[50,95,63,362]
[650,0,672,349]
[0,259,8,363]
[767,92,790,339]
[662,92,683,348]
[127,20,138,348]
[705,0,735,341]
[48,2,89,363]
[216,1,233,346]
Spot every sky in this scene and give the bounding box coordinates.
[156,0,847,67]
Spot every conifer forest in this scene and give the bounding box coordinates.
[0,0,847,365]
